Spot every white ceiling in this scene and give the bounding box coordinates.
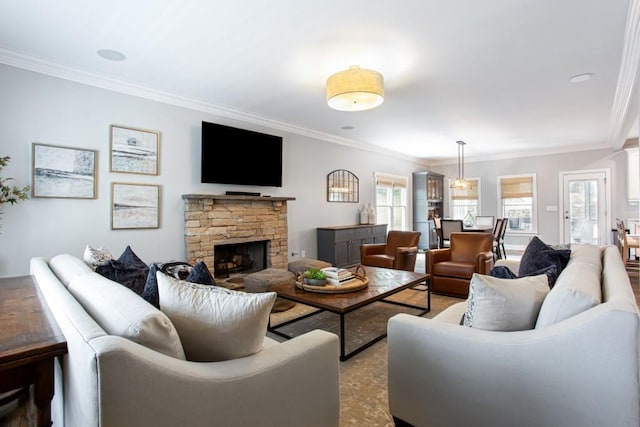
[0,0,638,163]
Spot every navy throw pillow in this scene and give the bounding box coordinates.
[96,246,149,295]
[490,264,559,288]
[488,266,518,279]
[142,263,162,308]
[185,261,216,286]
[518,236,570,280]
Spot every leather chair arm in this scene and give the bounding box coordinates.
[426,248,451,274]
[393,246,419,271]
[476,251,495,274]
[360,243,387,257]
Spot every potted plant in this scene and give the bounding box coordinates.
[303,268,327,286]
[0,156,30,225]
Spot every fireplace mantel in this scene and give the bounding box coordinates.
[182,194,295,202]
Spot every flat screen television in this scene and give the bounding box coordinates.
[201,121,283,187]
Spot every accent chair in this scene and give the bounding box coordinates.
[360,230,421,271]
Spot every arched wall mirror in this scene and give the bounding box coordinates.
[327,169,359,203]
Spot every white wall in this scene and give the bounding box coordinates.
[431,149,631,247]
[0,64,425,276]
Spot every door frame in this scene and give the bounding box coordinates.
[558,168,611,245]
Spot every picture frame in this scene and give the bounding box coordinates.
[32,143,98,199]
[111,182,160,230]
[110,124,160,175]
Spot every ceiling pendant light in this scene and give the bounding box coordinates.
[450,140,471,190]
[326,65,384,111]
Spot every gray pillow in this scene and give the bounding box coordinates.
[518,236,570,280]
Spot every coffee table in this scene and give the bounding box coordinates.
[268,266,430,361]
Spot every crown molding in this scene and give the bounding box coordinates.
[607,0,640,150]
[0,48,423,165]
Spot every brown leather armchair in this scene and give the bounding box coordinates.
[427,232,494,298]
[360,231,421,271]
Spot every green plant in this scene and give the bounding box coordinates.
[0,156,30,206]
[303,268,326,280]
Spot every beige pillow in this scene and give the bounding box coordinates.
[68,272,186,359]
[464,273,550,331]
[157,273,276,362]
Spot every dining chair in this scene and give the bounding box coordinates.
[440,219,463,248]
[475,215,495,229]
[492,218,504,260]
[618,220,639,268]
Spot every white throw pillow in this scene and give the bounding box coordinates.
[68,272,186,359]
[83,245,113,269]
[463,273,550,331]
[157,273,276,362]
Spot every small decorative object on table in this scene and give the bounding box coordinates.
[295,265,368,293]
[302,268,327,286]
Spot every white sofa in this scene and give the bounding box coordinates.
[30,254,340,427]
[388,245,640,427]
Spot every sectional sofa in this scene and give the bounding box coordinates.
[30,254,340,427]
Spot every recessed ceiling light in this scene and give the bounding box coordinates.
[97,49,126,62]
[569,73,594,83]
[341,125,355,130]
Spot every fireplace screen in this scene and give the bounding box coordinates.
[214,240,268,278]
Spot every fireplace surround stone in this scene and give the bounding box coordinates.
[182,194,295,272]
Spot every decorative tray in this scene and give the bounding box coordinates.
[295,265,368,294]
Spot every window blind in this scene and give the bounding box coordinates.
[375,175,407,188]
[451,178,478,200]
[501,176,533,198]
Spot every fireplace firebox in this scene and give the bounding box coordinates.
[213,240,268,278]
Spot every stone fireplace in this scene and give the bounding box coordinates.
[182,194,295,274]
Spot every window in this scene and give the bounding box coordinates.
[375,173,408,230]
[498,174,536,233]
[449,178,480,220]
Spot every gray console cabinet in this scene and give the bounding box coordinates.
[317,224,388,267]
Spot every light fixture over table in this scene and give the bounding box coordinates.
[326,66,384,111]
[450,140,471,190]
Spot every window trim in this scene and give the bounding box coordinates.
[374,172,409,231]
[497,173,537,234]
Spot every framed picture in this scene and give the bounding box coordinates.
[110,125,160,175]
[111,183,160,229]
[32,143,97,199]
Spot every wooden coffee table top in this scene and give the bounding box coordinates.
[270,266,429,314]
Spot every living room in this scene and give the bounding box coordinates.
[1,1,639,426]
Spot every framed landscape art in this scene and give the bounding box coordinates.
[32,143,97,199]
[110,125,160,175]
[111,183,160,229]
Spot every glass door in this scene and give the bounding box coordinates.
[561,171,608,244]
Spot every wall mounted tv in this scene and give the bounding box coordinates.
[201,121,283,187]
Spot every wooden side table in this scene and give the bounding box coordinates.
[0,275,67,426]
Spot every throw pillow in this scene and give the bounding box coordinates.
[82,245,113,270]
[142,261,216,309]
[157,273,276,362]
[518,236,570,279]
[463,273,550,331]
[96,246,149,295]
[490,264,559,288]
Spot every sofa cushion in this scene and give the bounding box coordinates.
[432,261,476,279]
[50,254,94,287]
[535,244,602,328]
[68,272,186,359]
[463,273,550,331]
[95,246,149,295]
[518,236,571,278]
[157,273,276,362]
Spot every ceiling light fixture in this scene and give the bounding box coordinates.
[450,140,471,190]
[326,66,384,111]
[97,49,126,62]
[569,73,594,83]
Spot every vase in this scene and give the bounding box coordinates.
[359,205,369,224]
[463,211,474,228]
[367,203,376,225]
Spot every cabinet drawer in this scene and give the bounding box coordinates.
[334,229,356,241]
[372,225,387,235]
[355,227,372,237]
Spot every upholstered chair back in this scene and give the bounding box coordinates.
[449,232,494,263]
[385,231,421,256]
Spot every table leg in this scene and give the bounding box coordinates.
[339,313,346,361]
[33,359,54,427]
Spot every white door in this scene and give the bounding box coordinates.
[560,170,608,245]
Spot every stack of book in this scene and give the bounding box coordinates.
[321,267,356,286]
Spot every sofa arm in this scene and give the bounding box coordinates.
[91,330,339,427]
[393,246,419,271]
[476,251,494,274]
[387,311,640,427]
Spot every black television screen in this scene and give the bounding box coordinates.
[201,121,283,187]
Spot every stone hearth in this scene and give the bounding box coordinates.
[182,194,295,271]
